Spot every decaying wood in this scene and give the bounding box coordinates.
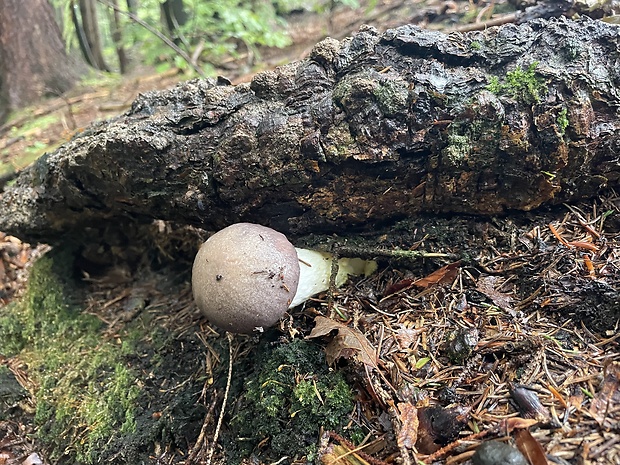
[1,16,619,243]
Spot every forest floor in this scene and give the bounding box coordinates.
[1,1,620,465]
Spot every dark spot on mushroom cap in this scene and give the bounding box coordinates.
[192,223,300,333]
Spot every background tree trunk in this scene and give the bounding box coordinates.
[0,0,78,121]
[126,0,137,12]
[109,0,129,73]
[77,0,110,71]
[162,0,188,35]
[161,0,188,48]
[1,17,619,244]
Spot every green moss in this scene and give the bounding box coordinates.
[557,107,569,135]
[470,41,482,50]
[486,75,502,95]
[372,78,409,116]
[0,303,27,355]
[333,72,408,117]
[228,339,355,463]
[78,364,140,462]
[486,62,547,104]
[443,133,472,166]
[0,250,143,464]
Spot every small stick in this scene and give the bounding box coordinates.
[186,392,218,463]
[333,245,453,261]
[206,332,234,465]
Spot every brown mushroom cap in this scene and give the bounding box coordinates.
[192,223,300,333]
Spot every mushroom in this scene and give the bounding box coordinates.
[192,223,377,333]
[291,248,376,308]
[192,223,300,334]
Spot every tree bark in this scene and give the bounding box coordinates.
[0,0,78,120]
[1,17,619,244]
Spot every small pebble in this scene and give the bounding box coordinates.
[472,440,528,465]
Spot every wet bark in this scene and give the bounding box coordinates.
[1,17,619,244]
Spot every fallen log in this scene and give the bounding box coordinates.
[1,16,619,244]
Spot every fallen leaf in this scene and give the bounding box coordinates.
[308,316,378,369]
[320,443,370,465]
[382,261,461,296]
[0,451,14,464]
[383,278,415,296]
[514,428,548,465]
[396,402,419,450]
[502,417,539,431]
[412,261,461,290]
[415,406,470,454]
[589,361,620,428]
[476,275,514,311]
[394,326,421,349]
[509,383,551,424]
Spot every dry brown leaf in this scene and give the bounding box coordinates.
[383,278,415,296]
[396,402,419,450]
[308,316,378,369]
[412,261,461,290]
[415,406,470,454]
[395,326,421,350]
[589,361,620,428]
[320,443,371,465]
[509,383,551,424]
[476,275,514,311]
[502,417,539,431]
[0,450,14,464]
[514,428,548,465]
[383,261,461,296]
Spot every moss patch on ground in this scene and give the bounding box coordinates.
[226,338,357,464]
[0,249,207,464]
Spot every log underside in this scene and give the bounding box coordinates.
[0,16,619,244]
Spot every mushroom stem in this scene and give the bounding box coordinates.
[290,248,377,308]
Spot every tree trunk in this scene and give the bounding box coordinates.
[0,0,77,120]
[162,0,188,34]
[77,0,110,71]
[161,0,188,48]
[1,17,619,244]
[110,0,129,73]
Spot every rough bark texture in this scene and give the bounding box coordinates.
[1,17,619,244]
[0,0,77,118]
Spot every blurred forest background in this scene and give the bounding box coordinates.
[1,0,409,184]
[0,0,369,121]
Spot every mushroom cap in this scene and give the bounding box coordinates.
[192,223,300,333]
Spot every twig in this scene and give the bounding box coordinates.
[330,244,455,263]
[328,431,390,465]
[451,12,518,32]
[206,332,234,465]
[96,0,206,78]
[185,392,218,463]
